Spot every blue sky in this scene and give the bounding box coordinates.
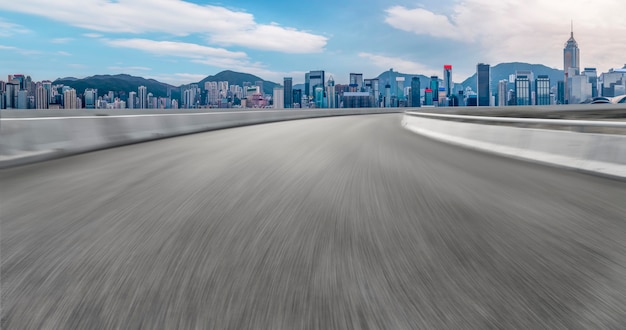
[1,0,625,86]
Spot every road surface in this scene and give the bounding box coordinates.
[1,114,625,328]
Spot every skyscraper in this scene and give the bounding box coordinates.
[63,88,77,109]
[515,73,531,106]
[349,73,363,92]
[497,80,508,107]
[273,87,284,109]
[128,91,136,109]
[563,22,580,103]
[326,76,336,109]
[308,70,325,103]
[84,88,97,109]
[477,63,491,106]
[35,84,48,109]
[443,65,453,97]
[410,77,421,107]
[138,86,147,109]
[429,76,439,102]
[535,75,551,105]
[283,77,293,109]
[582,68,598,98]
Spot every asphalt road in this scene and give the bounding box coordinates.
[1,114,625,329]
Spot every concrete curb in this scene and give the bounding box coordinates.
[402,114,626,180]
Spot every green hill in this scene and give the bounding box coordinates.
[53,74,179,99]
[198,70,280,95]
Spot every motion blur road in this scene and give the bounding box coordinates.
[1,114,625,329]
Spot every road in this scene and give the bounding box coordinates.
[1,114,625,329]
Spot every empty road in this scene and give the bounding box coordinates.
[1,114,625,329]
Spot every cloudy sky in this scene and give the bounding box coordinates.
[1,0,625,86]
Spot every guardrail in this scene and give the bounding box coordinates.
[0,108,401,168]
[402,111,626,179]
[405,112,626,128]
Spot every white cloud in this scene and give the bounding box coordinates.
[210,23,327,54]
[358,53,438,77]
[0,19,30,36]
[104,39,247,60]
[51,37,74,44]
[0,44,40,55]
[6,0,327,53]
[384,0,626,72]
[57,51,72,56]
[83,33,103,38]
[104,38,250,70]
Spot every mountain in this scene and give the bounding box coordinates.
[53,74,178,99]
[198,70,279,95]
[460,62,564,93]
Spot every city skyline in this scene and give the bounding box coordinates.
[1,0,625,86]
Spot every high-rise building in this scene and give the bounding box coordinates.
[396,77,405,103]
[138,86,147,109]
[424,88,433,106]
[293,89,302,108]
[429,76,439,102]
[283,77,293,109]
[569,74,593,104]
[477,63,491,106]
[384,84,391,107]
[535,75,551,105]
[314,86,324,108]
[84,88,97,109]
[128,91,136,109]
[63,88,77,109]
[364,78,379,107]
[557,81,565,104]
[273,87,284,109]
[4,82,18,109]
[349,73,363,92]
[17,90,29,109]
[443,65,453,97]
[326,76,336,109]
[497,80,507,107]
[410,77,421,107]
[304,72,310,97]
[563,22,580,103]
[308,70,325,103]
[515,72,531,106]
[35,84,48,109]
[582,68,598,98]
[599,67,626,97]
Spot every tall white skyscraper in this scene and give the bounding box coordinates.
[138,86,147,109]
[128,91,136,109]
[273,87,284,109]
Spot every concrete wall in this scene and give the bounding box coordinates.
[402,113,626,179]
[0,109,400,168]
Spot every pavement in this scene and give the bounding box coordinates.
[1,113,625,329]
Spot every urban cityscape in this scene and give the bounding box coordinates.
[2,28,625,110]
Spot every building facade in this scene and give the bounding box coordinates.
[477,63,491,106]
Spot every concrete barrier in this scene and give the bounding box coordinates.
[0,109,400,168]
[402,113,626,179]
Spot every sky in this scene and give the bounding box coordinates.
[1,0,625,86]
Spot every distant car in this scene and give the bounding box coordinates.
[590,97,611,104]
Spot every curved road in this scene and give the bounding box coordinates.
[1,114,625,329]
